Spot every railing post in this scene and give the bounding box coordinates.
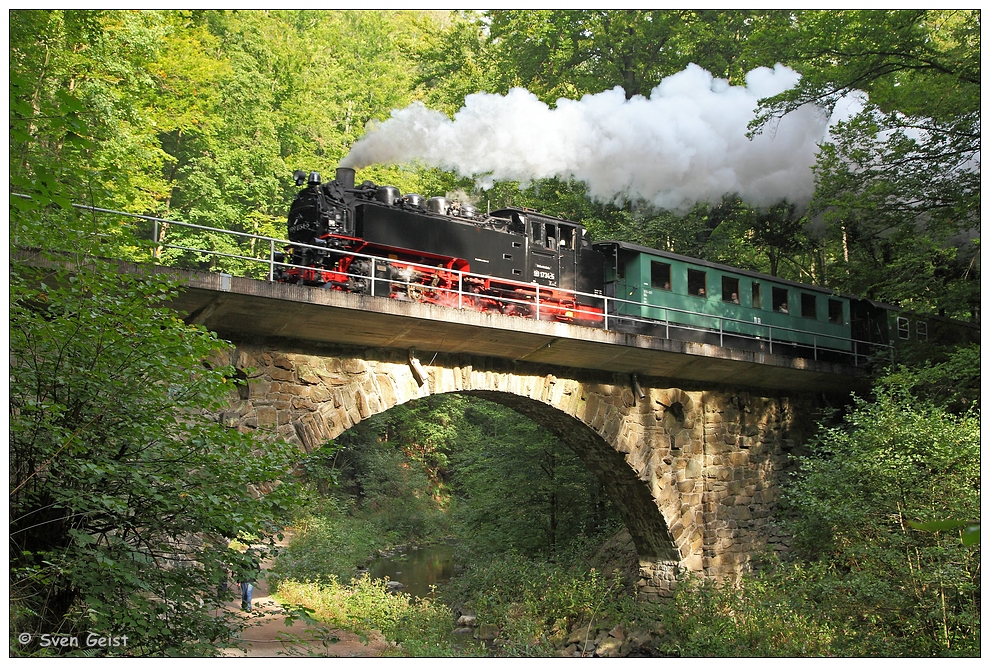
[152,220,159,260]
[719,317,723,347]
[769,326,773,355]
[269,239,275,282]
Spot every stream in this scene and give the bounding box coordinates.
[368,543,456,599]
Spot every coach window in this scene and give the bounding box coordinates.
[897,316,910,340]
[916,321,928,342]
[752,283,761,309]
[828,299,843,324]
[772,287,789,314]
[651,261,672,290]
[722,276,740,303]
[687,269,707,297]
[801,293,817,319]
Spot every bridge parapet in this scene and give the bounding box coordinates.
[165,264,868,395]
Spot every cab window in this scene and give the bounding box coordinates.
[559,225,574,250]
[543,223,557,249]
[752,283,761,309]
[801,293,817,319]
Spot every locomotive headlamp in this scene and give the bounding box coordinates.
[293,170,307,186]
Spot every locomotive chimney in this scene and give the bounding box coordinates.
[336,166,356,190]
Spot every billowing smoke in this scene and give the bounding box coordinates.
[342,64,852,210]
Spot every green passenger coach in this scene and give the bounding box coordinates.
[594,241,854,358]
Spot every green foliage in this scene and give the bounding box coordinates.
[780,377,980,655]
[752,10,981,318]
[877,343,979,414]
[269,502,388,587]
[651,570,839,657]
[10,20,301,652]
[478,10,784,103]
[449,399,619,561]
[9,251,301,655]
[276,577,471,657]
[441,553,633,657]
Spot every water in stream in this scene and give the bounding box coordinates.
[368,543,456,599]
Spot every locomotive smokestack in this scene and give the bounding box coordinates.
[336,167,356,190]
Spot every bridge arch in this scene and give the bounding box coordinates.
[221,341,814,596]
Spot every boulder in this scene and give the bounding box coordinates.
[595,636,624,657]
[575,639,596,655]
[565,625,593,645]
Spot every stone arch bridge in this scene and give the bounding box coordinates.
[158,264,855,597]
[217,340,818,597]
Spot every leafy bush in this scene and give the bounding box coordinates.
[9,255,300,656]
[441,553,630,656]
[780,383,980,656]
[276,577,472,657]
[269,502,387,588]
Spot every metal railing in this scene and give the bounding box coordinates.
[53,202,889,368]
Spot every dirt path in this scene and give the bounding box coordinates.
[219,552,392,657]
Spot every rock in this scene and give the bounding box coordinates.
[554,647,578,657]
[575,639,596,655]
[456,614,477,627]
[565,625,593,645]
[625,628,653,649]
[474,624,498,642]
[608,624,626,641]
[595,636,623,657]
[385,580,405,591]
[452,627,474,636]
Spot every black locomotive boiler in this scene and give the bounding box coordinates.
[278,167,606,323]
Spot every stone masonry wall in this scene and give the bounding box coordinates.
[214,341,817,596]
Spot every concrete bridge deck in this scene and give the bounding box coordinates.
[161,265,867,395]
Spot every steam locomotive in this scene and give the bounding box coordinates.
[279,167,605,323]
[276,168,978,361]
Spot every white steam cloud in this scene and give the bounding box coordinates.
[342,64,851,210]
